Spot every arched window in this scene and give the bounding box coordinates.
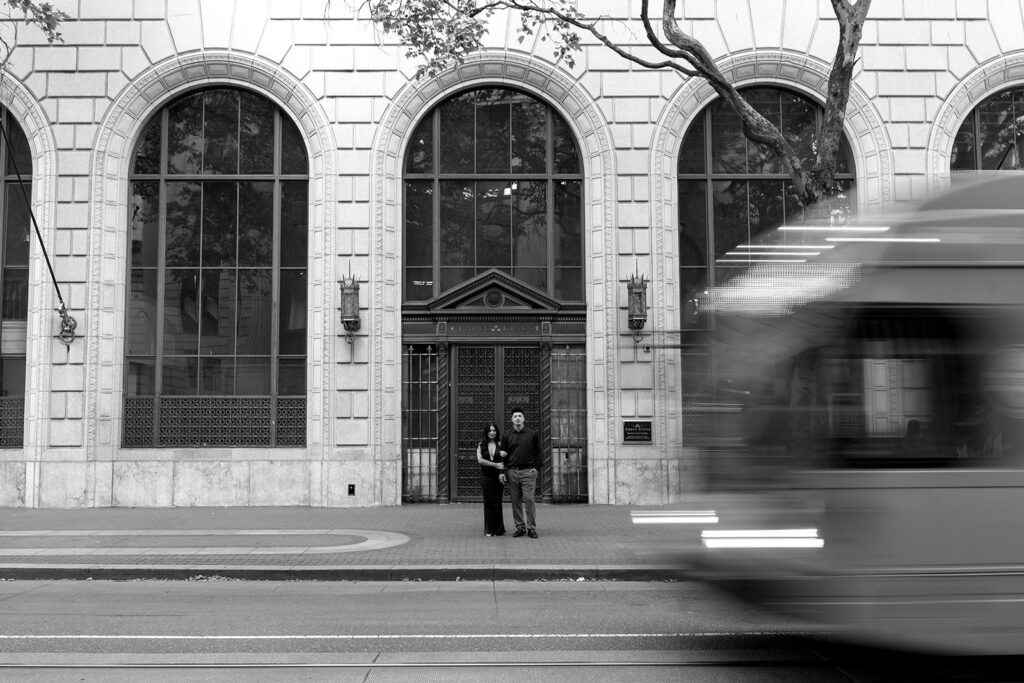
[403,87,583,302]
[124,88,308,447]
[951,86,1024,170]
[677,87,855,396]
[0,112,30,447]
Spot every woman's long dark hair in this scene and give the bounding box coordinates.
[481,423,501,443]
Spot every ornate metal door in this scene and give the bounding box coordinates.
[451,345,542,501]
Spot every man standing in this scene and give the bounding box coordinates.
[499,408,541,538]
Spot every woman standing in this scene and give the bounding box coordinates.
[476,423,507,537]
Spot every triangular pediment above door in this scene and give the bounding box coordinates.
[421,269,562,313]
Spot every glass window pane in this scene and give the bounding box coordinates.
[512,267,545,291]
[477,181,511,268]
[278,357,305,395]
[165,182,201,267]
[200,356,234,395]
[279,269,306,355]
[678,112,706,174]
[781,90,818,169]
[238,181,274,267]
[125,357,155,396]
[712,180,750,259]
[748,180,785,234]
[554,267,582,301]
[440,181,475,266]
[202,182,237,267]
[236,357,271,394]
[711,99,747,173]
[163,269,199,355]
[3,116,30,177]
[513,181,547,268]
[132,115,162,174]
[405,115,434,174]
[746,89,782,174]
[405,267,433,301]
[440,267,473,291]
[554,180,581,267]
[237,269,272,355]
[512,98,546,173]
[203,90,239,174]
[475,91,510,173]
[199,269,236,356]
[405,181,433,268]
[679,180,707,267]
[280,181,308,267]
[126,269,158,355]
[439,92,475,173]
[130,181,160,267]
[2,268,27,319]
[4,183,29,266]
[239,90,274,174]
[281,113,308,175]
[979,91,1014,170]
[167,92,203,174]
[0,357,25,397]
[552,110,579,174]
[161,356,197,395]
[680,267,706,328]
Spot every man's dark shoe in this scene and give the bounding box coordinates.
[527,529,538,538]
[513,528,526,538]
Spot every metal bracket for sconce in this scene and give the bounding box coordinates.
[56,304,77,346]
[339,275,361,344]
[626,273,648,344]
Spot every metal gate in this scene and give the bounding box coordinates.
[451,345,542,501]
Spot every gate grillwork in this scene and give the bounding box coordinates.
[402,344,440,501]
[454,346,498,500]
[0,396,23,447]
[122,396,304,447]
[550,345,587,501]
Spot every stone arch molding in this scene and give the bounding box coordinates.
[649,50,892,449]
[0,72,57,464]
[928,53,1024,191]
[88,51,336,459]
[370,52,620,501]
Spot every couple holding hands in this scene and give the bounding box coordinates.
[476,408,540,538]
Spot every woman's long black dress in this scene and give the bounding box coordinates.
[479,440,506,536]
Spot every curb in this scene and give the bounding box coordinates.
[0,564,685,582]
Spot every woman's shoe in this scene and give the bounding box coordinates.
[485,533,493,537]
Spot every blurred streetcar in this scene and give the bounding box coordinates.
[677,175,1024,655]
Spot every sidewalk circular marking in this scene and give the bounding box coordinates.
[0,529,409,556]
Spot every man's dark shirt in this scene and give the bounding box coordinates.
[505,426,541,470]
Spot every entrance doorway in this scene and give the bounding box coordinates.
[451,345,542,500]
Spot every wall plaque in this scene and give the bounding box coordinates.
[623,420,652,442]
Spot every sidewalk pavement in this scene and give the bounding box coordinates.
[0,504,699,582]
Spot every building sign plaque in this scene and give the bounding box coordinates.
[623,420,652,442]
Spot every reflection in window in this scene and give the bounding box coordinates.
[0,110,29,447]
[403,88,583,302]
[125,88,308,447]
[951,87,1024,170]
[677,88,856,400]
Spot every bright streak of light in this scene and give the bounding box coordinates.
[631,510,719,525]
[735,244,835,249]
[701,528,823,549]
[778,225,890,232]
[824,237,941,243]
[724,251,822,257]
[715,259,807,264]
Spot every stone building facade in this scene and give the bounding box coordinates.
[0,0,1017,507]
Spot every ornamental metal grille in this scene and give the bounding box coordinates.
[0,396,23,447]
[122,396,304,447]
[550,346,587,501]
[402,344,440,501]
[454,346,497,500]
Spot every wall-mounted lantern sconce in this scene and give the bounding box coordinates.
[339,275,361,344]
[626,272,648,344]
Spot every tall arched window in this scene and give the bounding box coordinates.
[677,87,855,395]
[0,112,30,447]
[403,87,583,301]
[124,88,308,447]
[950,86,1024,170]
